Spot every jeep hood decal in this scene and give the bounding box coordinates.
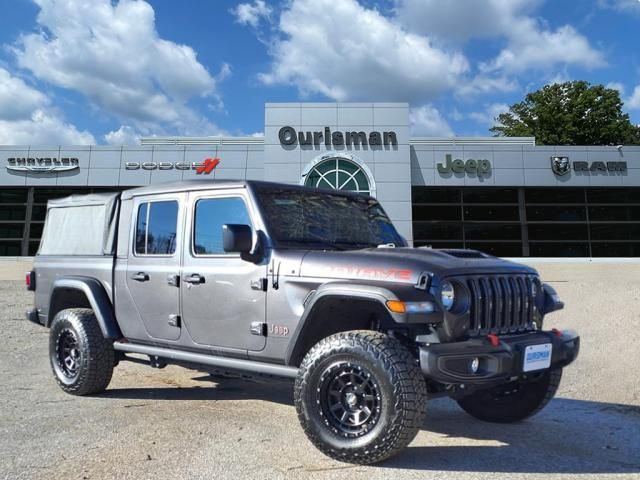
[299,247,536,283]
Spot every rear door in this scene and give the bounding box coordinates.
[125,193,184,341]
[180,189,267,352]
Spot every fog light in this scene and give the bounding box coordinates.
[470,357,480,374]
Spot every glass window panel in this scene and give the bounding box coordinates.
[194,197,252,255]
[28,240,41,256]
[135,203,148,255]
[588,206,640,221]
[528,223,588,240]
[464,223,521,240]
[413,222,463,241]
[0,189,27,203]
[464,205,520,221]
[29,222,44,238]
[525,188,585,204]
[465,243,523,257]
[526,205,587,221]
[586,188,640,204]
[591,243,640,257]
[463,188,518,203]
[529,243,589,257]
[412,187,460,204]
[590,223,640,241]
[146,201,178,255]
[0,241,21,256]
[0,224,24,239]
[31,205,47,221]
[0,205,26,221]
[412,205,462,221]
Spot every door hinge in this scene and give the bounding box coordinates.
[168,314,181,328]
[251,278,268,291]
[250,321,267,336]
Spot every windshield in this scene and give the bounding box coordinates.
[254,186,406,250]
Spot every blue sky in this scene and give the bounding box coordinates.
[0,0,639,144]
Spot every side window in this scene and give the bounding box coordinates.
[135,200,179,255]
[194,197,252,255]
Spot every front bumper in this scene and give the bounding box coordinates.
[419,329,579,385]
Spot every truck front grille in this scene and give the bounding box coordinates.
[465,275,536,336]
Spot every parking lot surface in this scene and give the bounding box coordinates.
[1,262,639,480]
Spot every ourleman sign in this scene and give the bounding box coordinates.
[278,126,398,147]
[6,157,79,173]
[437,154,492,176]
[551,156,627,176]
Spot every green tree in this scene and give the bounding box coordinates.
[490,81,640,145]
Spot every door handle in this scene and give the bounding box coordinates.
[131,272,149,282]
[183,273,205,284]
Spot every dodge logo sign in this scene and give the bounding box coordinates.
[551,156,570,176]
[6,157,79,173]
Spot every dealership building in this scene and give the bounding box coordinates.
[1,102,639,257]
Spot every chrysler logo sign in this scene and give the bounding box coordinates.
[6,157,79,173]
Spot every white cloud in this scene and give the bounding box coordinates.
[258,0,468,102]
[13,0,225,135]
[410,105,454,136]
[0,110,95,144]
[468,103,509,126]
[0,68,49,120]
[627,85,640,110]
[0,66,95,144]
[607,82,625,96]
[231,0,272,27]
[104,125,139,145]
[457,74,519,97]
[598,0,640,14]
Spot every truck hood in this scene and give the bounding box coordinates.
[298,247,537,285]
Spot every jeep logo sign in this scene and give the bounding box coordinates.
[437,154,491,176]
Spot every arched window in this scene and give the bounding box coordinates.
[303,156,373,195]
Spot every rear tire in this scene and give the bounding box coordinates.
[49,308,114,395]
[294,331,427,464]
[457,368,562,423]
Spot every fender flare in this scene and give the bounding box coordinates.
[48,276,122,340]
[284,282,404,366]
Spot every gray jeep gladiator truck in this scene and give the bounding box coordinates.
[26,180,579,464]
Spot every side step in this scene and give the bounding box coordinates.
[112,341,299,379]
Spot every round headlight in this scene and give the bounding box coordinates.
[440,281,455,310]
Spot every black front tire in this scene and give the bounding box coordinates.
[49,308,114,395]
[294,331,427,464]
[457,368,562,423]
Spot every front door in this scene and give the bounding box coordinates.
[180,191,266,352]
[125,194,183,341]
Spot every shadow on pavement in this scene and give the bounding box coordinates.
[100,376,640,474]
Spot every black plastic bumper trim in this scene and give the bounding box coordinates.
[25,309,44,326]
[419,330,580,385]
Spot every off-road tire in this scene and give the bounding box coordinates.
[49,308,114,395]
[457,368,562,423]
[294,330,427,464]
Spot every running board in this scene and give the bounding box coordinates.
[112,341,299,379]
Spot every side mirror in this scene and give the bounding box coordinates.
[223,224,253,254]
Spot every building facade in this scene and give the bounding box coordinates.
[1,102,638,257]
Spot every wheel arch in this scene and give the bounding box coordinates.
[48,277,122,340]
[285,283,402,367]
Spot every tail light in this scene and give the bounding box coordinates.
[26,271,35,291]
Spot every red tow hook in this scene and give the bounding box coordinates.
[551,328,563,337]
[487,334,500,347]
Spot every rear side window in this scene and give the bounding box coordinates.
[135,200,179,255]
[194,197,251,255]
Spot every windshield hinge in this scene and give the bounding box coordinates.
[415,271,433,291]
[251,278,268,292]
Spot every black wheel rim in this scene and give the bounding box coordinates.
[318,362,381,438]
[56,328,81,380]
